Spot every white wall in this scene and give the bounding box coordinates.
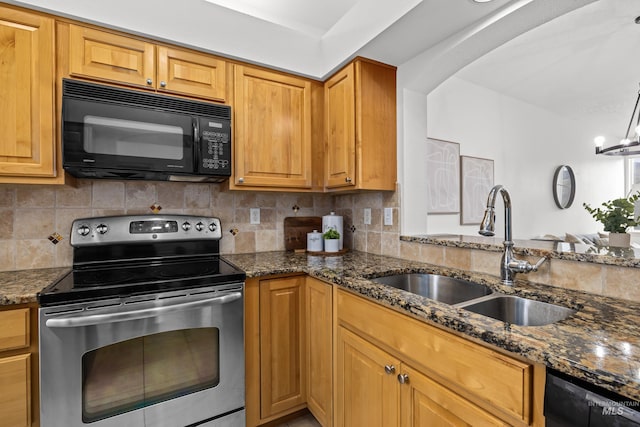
[404,76,624,239]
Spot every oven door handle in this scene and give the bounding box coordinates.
[45,292,242,328]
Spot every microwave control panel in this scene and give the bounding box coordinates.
[198,117,231,175]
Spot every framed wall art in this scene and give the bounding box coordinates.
[426,138,460,214]
[460,155,494,225]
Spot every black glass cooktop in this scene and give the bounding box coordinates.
[38,256,245,306]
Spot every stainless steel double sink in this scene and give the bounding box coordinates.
[371,273,576,326]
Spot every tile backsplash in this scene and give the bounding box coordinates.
[0,180,401,271]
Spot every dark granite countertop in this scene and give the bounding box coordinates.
[2,252,639,402]
[0,267,69,305]
[402,234,640,267]
[224,250,640,402]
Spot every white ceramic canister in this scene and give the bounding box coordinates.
[307,230,323,252]
[322,211,343,250]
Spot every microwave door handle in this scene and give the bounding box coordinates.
[45,291,241,328]
[193,118,200,144]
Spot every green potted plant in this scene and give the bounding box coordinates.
[583,192,640,247]
[323,228,341,252]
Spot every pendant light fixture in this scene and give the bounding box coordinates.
[594,83,640,156]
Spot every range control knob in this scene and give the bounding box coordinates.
[182,222,191,231]
[96,224,109,234]
[195,222,205,232]
[77,225,91,236]
[208,222,217,232]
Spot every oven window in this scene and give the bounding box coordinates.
[83,115,184,160]
[82,328,219,423]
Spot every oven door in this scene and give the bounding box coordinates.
[39,285,244,427]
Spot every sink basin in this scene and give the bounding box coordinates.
[371,273,492,305]
[458,295,576,326]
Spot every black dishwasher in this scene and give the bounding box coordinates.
[545,370,640,426]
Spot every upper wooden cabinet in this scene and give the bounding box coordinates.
[325,58,397,191]
[68,24,229,102]
[231,65,315,190]
[0,5,57,183]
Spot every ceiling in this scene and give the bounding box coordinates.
[456,0,640,143]
[7,0,627,134]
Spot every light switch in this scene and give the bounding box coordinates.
[364,208,372,225]
[250,208,260,224]
[384,208,393,226]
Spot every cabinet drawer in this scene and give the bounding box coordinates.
[337,290,532,424]
[0,309,29,352]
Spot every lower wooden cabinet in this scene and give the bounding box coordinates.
[399,364,506,427]
[246,278,544,427]
[336,327,400,427]
[259,276,306,418]
[0,354,31,427]
[246,275,333,427]
[305,278,333,426]
[0,305,38,427]
[336,289,544,427]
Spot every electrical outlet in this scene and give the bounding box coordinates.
[250,208,260,225]
[363,208,372,225]
[384,208,393,226]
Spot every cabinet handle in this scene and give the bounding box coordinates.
[345,177,352,183]
[160,81,167,88]
[238,177,245,183]
[146,78,153,85]
[384,365,396,375]
[397,373,409,384]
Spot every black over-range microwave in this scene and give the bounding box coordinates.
[62,79,232,182]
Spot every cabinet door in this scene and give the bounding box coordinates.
[0,354,30,427]
[69,24,155,88]
[157,46,228,102]
[0,6,55,178]
[399,364,507,427]
[336,327,400,427]
[324,63,356,189]
[234,65,313,189]
[306,278,333,426]
[260,276,306,418]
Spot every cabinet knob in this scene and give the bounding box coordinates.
[238,177,245,183]
[146,78,153,85]
[397,373,409,384]
[384,365,396,375]
[345,177,352,183]
[160,81,167,88]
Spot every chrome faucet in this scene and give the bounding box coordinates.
[479,185,546,285]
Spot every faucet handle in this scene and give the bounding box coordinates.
[508,256,547,274]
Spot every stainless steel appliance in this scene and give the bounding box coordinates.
[38,215,246,427]
[62,79,232,182]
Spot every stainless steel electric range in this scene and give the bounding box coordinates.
[38,214,246,427]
